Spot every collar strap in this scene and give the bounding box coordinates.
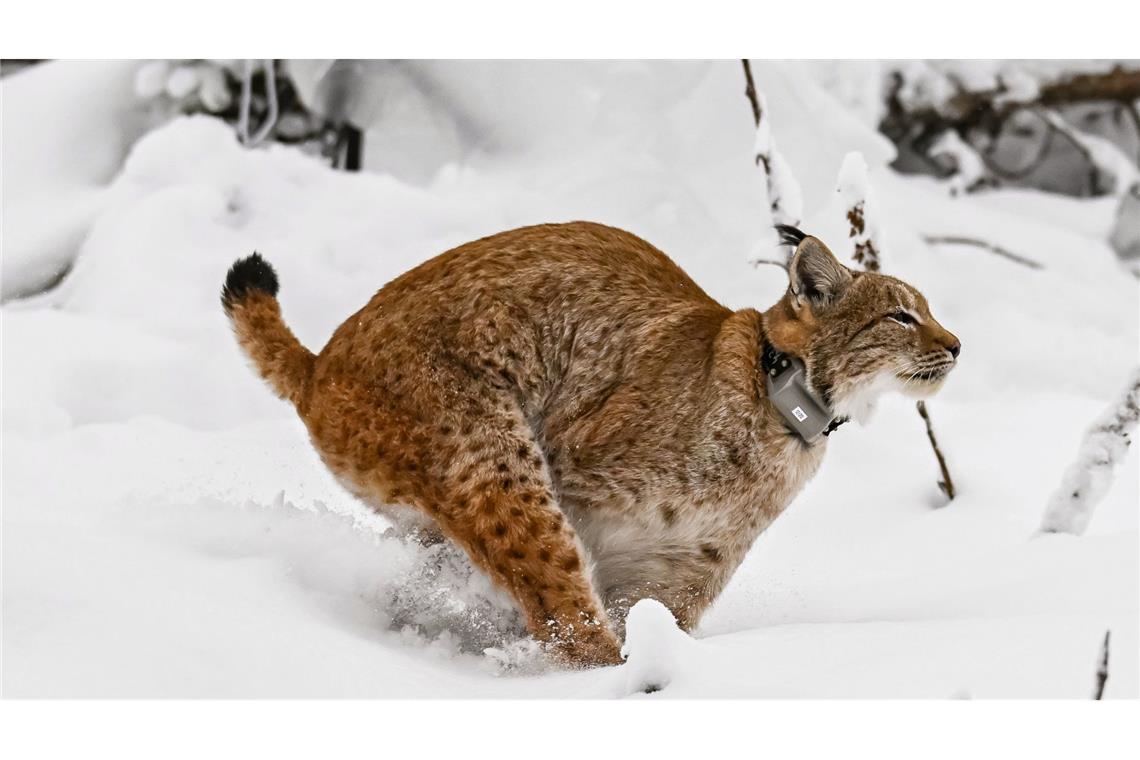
[760,342,848,443]
[760,343,783,376]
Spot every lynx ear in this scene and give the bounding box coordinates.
[788,235,853,309]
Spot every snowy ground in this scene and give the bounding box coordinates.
[3,61,1137,698]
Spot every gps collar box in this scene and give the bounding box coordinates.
[762,348,847,444]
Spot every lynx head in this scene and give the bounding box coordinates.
[765,225,960,422]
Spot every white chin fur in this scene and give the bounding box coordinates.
[831,372,947,423]
[830,372,903,424]
[899,375,946,400]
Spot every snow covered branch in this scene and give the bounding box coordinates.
[835,152,883,272]
[1040,367,1140,535]
[741,60,803,231]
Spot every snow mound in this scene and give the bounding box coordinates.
[621,599,697,695]
[1,61,150,300]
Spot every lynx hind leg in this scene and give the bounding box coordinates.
[437,393,622,667]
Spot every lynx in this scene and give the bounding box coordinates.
[221,222,959,667]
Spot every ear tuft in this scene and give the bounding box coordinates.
[774,224,807,249]
[788,236,853,308]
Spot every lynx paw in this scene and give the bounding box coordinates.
[546,619,624,669]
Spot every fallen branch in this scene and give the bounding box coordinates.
[1038,68,1140,108]
[885,65,1140,142]
[916,401,956,501]
[1094,630,1110,700]
[923,235,1044,270]
[881,65,1140,197]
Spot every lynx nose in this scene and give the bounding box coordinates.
[946,340,961,359]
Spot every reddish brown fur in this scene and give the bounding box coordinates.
[223,221,958,667]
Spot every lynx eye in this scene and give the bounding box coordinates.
[888,310,916,326]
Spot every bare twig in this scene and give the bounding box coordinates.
[741,59,762,128]
[748,257,789,271]
[916,401,956,501]
[923,235,1044,270]
[1094,630,1110,700]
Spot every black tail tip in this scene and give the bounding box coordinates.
[774,224,807,248]
[221,252,278,311]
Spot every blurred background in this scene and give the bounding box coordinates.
[2,59,1138,303]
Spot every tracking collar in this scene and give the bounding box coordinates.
[761,344,848,444]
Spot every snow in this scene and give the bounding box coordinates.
[133,60,171,99]
[929,130,989,196]
[3,60,1137,698]
[1,61,151,300]
[994,67,1041,108]
[621,600,696,695]
[164,64,201,100]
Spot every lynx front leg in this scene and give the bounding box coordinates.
[433,394,622,668]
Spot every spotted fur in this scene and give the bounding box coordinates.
[222,222,958,667]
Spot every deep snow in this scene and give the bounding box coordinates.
[2,60,1137,698]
